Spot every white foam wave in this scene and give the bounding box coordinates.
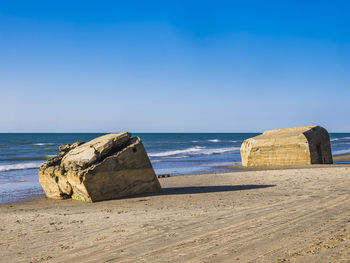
[0,162,43,172]
[33,143,55,146]
[208,139,220,142]
[331,137,350,142]
[333,149,350,155]
[199,147,240,155]
[162,155,189,159]
[149,146,240,158]
[149,146,204,157]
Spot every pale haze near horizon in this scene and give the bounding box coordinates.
[0,1,349,133]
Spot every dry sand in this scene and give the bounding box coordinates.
[1,166,350,263]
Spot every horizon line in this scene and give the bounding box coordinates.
[0,131,349,134]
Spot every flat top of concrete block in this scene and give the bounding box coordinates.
[251,126,321,141]
[243,126,328,146]
[262,125,317,136]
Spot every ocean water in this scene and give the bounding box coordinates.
[0,133,349,204]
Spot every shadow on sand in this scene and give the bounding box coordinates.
[87,185,277,202]
[159,184,276,195]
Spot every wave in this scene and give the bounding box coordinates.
[208,139,221,142]
[162,155,190,159]
[149,146,240,158]
[3,155,55,161]
[333,149,350,155]
[32,143,55,146]
[331,137,350,142]
[0,162,43,172]
[199,147,240,155]
[149,146,204,157]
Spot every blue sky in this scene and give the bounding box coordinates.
[0,0,349,132]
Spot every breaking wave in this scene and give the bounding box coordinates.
[333,149,350,155]
[32,143,55,146]
[207,139,221,142]
[331,137,350,142]
[149,146,204,157]
[162,155,190,159]
[199,147,240,155]
[149,146,240,158]
[3,155,55,161]
[0,162,43,172]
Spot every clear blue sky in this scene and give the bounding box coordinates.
[1,0,349,132]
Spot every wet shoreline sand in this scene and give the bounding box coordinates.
[2,166,350,262]
[333,153,350,162]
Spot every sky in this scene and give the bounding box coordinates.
[0,0,349,132]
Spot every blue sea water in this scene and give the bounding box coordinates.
[0,133,349,204]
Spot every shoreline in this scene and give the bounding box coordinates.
[2,158,350,205]
[2,166,350,262]
[333,153,350,162]
[218,163,350,171]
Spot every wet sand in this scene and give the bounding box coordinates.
[333,153,350,162]
[1,166,350,262]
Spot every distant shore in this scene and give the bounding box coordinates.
[2,166,350,262]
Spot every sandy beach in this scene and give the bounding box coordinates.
[1,166,350,263]
[1,1,349,262]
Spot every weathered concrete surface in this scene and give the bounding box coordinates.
[39,133,161,202]
[240,126,333,167]
[62,133,131,170]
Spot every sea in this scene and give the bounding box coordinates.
[1,133,350,204]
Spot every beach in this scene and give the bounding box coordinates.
[1,132,350,204]
[2,166,350,263]
[2,1,349,262]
